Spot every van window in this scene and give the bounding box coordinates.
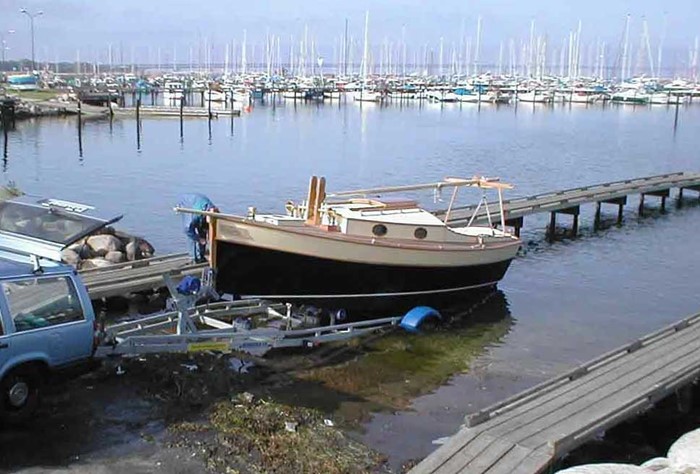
[2,276,84,332]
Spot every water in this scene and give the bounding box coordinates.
[3,100,700,467]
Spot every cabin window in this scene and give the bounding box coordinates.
[372,224,388,237]
[414,227,428,239]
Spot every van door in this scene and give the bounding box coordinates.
[0,304,12,374]
[2,275,93,366]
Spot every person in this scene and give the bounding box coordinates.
[178,193,218,263]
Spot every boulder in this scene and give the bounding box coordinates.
[61,248,81,266]
[104,251,125,264]
[556,465,654,474]
[80,258,113,270]
[68,242,94,259]
[126,237,155,260]
[136,237,155,259]
[87,234,123,255]
[668,428,700,471]
[640,458,670,472]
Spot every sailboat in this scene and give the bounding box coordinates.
[176,176,521,314]
[354,11,382,103]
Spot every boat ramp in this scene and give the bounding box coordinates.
[437,171,700,238]
[410,311,700,473]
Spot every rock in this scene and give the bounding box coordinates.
[81,258,113,270]
[556,465,654,473]
[87,234,123,255]
[640,458,670,472]
[68,242,94,259]
[125,240,138,261]
[136,237,155,259]
[104,251,125,264]
[61,248,81,266]
[125,237,155,260]
[668,428,700,471]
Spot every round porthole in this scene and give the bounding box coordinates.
[372,224,388,236]
[414,227,428,239]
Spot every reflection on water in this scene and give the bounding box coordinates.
[3,101,700,468]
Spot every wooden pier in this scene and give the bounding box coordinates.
[80,253,207,300]
[410,312,700,474]
[115,106,241,118]
[437,171,700,238]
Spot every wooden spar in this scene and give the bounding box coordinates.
[313,176,326,226]
[305,176,318,224]
[207,211,219,268]
[327,176,513,198]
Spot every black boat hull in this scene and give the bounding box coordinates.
[214,240,513,316]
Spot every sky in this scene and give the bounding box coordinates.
[1,0,699,68]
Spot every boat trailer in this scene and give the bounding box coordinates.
[94,270,441,359]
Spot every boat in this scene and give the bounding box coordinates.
[162,81,184,101]
[176,176,521,315]
[323,90,342,99]
[7,74,39,91]
[353,89,382,102]
[518,90,553,103]
[203,89,227,102]
[610,89,649,105]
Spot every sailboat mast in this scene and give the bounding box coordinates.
[361,11,370,82]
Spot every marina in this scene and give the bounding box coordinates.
[2,62,700,472]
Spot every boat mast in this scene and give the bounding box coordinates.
[620,14,630,82]
[657,14,667,78]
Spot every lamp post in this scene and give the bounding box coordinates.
[1,30,15,70]
[20,8,43,71]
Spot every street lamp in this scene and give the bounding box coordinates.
[0,30,15,70]
[20,8,43,71]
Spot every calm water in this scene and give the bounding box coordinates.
[3,100,700,466]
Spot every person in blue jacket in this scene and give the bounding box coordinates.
[178,193,218,263]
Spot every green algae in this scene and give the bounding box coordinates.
[298,316,513,410]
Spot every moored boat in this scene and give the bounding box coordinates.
[177,176,521,315]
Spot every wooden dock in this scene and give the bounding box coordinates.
[115,106,241,118]
[80,253,207,300]
[438,171,700,237]
[410,312,700,474]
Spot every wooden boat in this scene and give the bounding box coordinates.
[177,176,521,314]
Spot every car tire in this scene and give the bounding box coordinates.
[0,366,42,423]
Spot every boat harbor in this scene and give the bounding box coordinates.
[2,5,700,466]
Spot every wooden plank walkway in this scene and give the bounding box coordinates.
[80,253,207,300]
[437,171,700,229]
[410,312,700,474]
[115,106,241,118]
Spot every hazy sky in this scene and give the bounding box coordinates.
[1,0,698,65]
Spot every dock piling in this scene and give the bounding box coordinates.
[548,212,556,241]
[77,101,83,157]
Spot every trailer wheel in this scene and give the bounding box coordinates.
[0,366,42,423]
